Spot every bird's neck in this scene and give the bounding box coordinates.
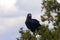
[27,18,31,20]
[27,17,32,20]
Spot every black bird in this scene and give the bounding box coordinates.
[25,13,41,32]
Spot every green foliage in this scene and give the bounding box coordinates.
[17,0,60,40]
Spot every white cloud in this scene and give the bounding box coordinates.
[0,0,43,17]
[57,0,60,3]
[16,0,42,12]
[0,0,20,17]
[0,26,6,32]
[0,16,26,34]
[0,0,17,11]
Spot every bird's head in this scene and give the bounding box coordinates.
[27,13,32,20]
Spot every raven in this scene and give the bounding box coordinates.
[25,13,41,32]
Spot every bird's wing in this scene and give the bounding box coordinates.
[32,19,39,24]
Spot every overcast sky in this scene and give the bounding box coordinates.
[0,0,60,40]
[0,0,43,40]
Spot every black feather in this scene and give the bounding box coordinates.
[25,13,41,32]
